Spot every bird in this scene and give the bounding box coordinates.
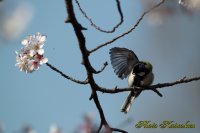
[109,47,154,114]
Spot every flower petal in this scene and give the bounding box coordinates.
[21,39,28,46]
[40,35,46,42]
[37,49,44,55]
[40,58,48,64]
[29,49,36,57]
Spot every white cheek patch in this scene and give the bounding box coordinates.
[137,72,145,77]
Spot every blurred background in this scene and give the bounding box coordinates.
[0,0,200,132]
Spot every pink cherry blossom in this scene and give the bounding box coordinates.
[15,32,48,73]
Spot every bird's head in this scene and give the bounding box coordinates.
[142,61,153,72]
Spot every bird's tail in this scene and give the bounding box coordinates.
[120,90,141,114]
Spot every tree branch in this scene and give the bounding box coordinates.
[97,76,200,94]
[64,0,114,132]
[89,0,165,54]
[46,63,89,84]
[75,0,124,33]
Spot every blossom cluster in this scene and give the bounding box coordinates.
[179,0,200,10]
[15,32,48,73]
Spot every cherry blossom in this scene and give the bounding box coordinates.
[15,32,48,73]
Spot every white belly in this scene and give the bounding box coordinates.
[128,72,136,87]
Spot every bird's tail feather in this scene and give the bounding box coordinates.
[121,90,141,114]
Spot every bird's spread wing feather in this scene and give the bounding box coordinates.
[109,47,139,79]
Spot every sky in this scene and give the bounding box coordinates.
[0,0,200,133]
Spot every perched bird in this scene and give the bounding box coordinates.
[109,47,154,114]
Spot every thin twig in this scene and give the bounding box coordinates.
[75,0,124,33]
[93,62,108,74]
[46,63,89,84]
[111,128,128,133]
[151,89,163,97]
[97,122,103,133]
[89,0,165,53]
[97,76,200,94]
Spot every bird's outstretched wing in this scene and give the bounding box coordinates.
[109,47,139,79]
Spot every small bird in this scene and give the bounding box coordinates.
[109,47,154,114]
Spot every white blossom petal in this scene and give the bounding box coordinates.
[27,61,35,73]
[40,58,48,64]
[38,43,44,48]
[40,35,46,42]
[28,50,34,57]
[21,39,28,46]
[37,49,44,55]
